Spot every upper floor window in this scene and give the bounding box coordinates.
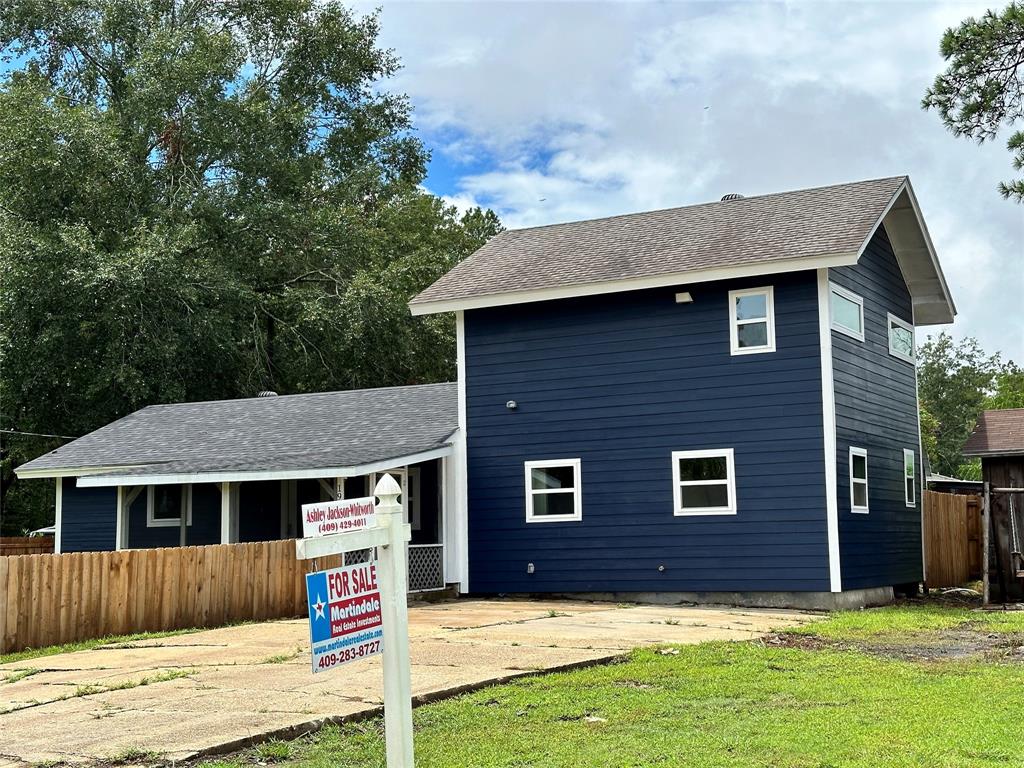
[830,283,864,341]
[904,449,916,507]
[888,313,915,363]
[147,484,192,528]
[525,459,582,522]
[672,449,736,516]
[728,287,775,355]
[849,447,869,513]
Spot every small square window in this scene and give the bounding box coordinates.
[830,284,864,341]
[147,484,192,527]
[525,459,582,522]
[888,313,915,363]
[728,287,776,355]
[904,449,916,507]
[849,447,869,513]
[672,449,736,515]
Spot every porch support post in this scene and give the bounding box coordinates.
[335,477,345,500]
[179,485,188,548]
[54,477,63,554]
[220,482,231,544]
[115,485,128,551]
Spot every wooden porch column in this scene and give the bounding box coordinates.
[115,486,128,550]
[220,482,231,544]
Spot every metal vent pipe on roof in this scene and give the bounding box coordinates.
[257,391,278,397]
[720,193,745,201]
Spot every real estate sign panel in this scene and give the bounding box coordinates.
[305,560,384,673]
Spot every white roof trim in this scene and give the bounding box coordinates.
[409,252,858,316]
[73,445,454,488]
[867,178,955,325]
[16,464,151,480]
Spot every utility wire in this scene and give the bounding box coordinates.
[0,428,79,440]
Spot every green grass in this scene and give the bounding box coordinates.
[199,603,1024,768]
[0,628,201,665]
[791,602,1024,641]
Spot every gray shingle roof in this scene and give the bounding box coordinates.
[17,383,457,479]
[411,176,908,309]
[963,409,1024,457]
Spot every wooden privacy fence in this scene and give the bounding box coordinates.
[0,536,55,556]
[0,539,343,654]
[923,491,982,589]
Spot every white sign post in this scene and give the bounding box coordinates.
[296,473,414,767]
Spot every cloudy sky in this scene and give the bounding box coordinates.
[357,0,1023,362]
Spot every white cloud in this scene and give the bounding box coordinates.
[365,0,1023,361]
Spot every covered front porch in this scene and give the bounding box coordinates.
[70,453,456,593]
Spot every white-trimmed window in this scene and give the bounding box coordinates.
[849,448,869,513]
[830,283,864,341]
[888,313,915,363]
[728,286,776,355]
[903,449,916,507]
[525,459,582,522]
[672,449,736,516]
[147,484,192,527]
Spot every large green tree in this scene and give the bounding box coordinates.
[923,2,1024,200]
[0,0,500,532]
[916,333,1018,479]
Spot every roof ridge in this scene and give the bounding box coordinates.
[493,175,909,237]
[143,381,456,409]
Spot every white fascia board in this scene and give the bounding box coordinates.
[75,445,454,488]
[863,179,956,325]
[15,464,151,480]
[408,253,858,316]
[899,179,957,320]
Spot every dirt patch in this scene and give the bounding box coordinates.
[762,628,1024,663]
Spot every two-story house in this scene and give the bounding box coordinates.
[17,176,955,608]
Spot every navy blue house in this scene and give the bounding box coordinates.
[19,176,955,608]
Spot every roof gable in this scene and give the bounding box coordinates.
[410,176,955,324]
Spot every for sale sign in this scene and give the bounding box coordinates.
[302,496,376,538]
[305,560,384,673]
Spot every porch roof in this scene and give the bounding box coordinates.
[16,383,457,486]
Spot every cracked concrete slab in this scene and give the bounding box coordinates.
[0,598,817,765]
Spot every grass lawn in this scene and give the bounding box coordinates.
[202,601,1024,768]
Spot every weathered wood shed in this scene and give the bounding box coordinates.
[963,408,1024,603]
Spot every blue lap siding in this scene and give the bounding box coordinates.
[464,271,831,594]
[61,484,117,552]
[830,226,922,589]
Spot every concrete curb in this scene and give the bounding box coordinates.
[178,652,628,765]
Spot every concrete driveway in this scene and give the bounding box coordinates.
[0,598,816,765]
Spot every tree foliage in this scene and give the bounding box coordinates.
[916,333,1018,478]
[0,0,501,532]
[923,2,1024,200]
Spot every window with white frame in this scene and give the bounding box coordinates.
[903,449,916,507]
[888,313,915,363]
[728,287,776,355]
[525,459,582,522]
[849,448,869,513]
[672,449,736,515]
[147,484,192,527]
[830,284,864,341]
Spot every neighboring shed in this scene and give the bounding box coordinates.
[926,473,983,495]
[963,408,1024,603]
